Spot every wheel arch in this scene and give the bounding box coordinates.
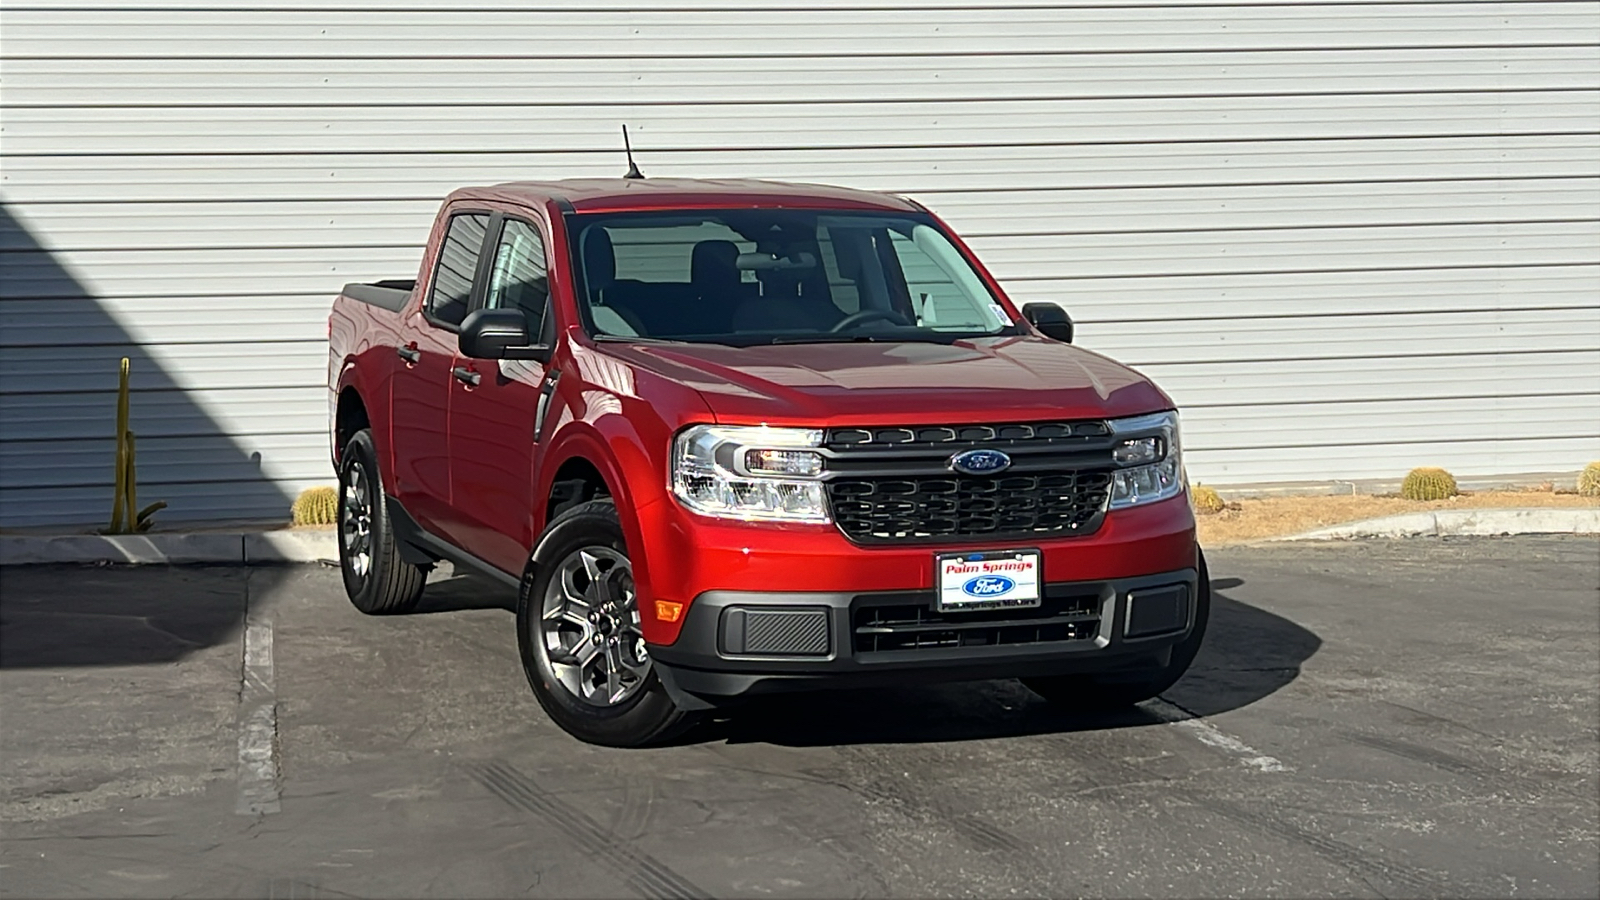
[531,425,664,599]
[334,385,369,465]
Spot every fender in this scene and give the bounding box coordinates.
[335,355,397,483]
[531,423,665,600]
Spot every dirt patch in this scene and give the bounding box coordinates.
[1196,489,1600,546]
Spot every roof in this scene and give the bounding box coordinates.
[475,177,921,214]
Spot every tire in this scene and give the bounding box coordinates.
[1024,549,1211,711]
[337,428,426,615]
[516,499,694,747]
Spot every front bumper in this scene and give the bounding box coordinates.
[648,566,1199,708]
[635,492,1197,645]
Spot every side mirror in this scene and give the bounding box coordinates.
[458,308,549,361]
[1021,302,1074,343]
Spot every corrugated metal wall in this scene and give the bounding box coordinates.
[3,1,1597,528]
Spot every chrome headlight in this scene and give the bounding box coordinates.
[1107,411,1184,509]
[671,425,830,523]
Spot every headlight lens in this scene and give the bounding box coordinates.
[1107,411,1184,509]
[672,425,829,522]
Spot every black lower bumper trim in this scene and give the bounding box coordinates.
[648,567,1197,706]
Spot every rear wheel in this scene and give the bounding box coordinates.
[1024,549,1210,711]
[337,428,426,615]
[516,500,694,747]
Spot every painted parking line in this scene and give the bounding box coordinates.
[1149,697,1289,773]
[236,609,281,815]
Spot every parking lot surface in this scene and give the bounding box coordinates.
[1,536,1595,898]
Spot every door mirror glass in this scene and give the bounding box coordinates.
[1021,302,1074,343]
[458,308,545,360]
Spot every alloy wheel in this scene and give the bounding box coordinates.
[540,547,650,707]
[341,461,373,582]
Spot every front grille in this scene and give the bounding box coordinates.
[822,419,1116,544]
[830,421,1109,445]
[853,591,1101,654]
[828,472,1112,542]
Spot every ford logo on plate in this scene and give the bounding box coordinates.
[962,575,1017,598]
[950,448,1012,475]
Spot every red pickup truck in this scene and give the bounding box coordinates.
[328,178,1205,746]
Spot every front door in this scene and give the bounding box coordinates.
[444,215,550,575]
[390,210,491,534]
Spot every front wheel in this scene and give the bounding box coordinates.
[1024,549,1211,711]
[515,499,694,747]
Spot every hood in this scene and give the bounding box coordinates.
[595,336,1172,426]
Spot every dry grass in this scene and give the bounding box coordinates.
[1196,488,1600,546]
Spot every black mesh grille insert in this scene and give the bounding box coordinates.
[854,592,1101,654]
[827,471,1112,543]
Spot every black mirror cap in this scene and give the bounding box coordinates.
[1021,302,1074,343]
[458,308,549,361]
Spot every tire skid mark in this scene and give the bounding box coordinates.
[1341,730,1592,805]
[463,760,709,900]
[614,777,658,842]
[1343,732,1486,779]
[833,745,1033,856]
[1198,796,1448,895]
[1044,735,1463,897]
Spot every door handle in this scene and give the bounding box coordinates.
[396,346,421,364]
[451,365,481,387]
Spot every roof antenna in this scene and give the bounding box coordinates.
[621,124,644,180]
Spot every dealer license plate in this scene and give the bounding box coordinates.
[936,549,1042,612]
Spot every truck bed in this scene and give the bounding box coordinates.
[341,279,416,312]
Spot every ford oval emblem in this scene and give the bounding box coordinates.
[950,448,1012,475]
[962,575,1017,598]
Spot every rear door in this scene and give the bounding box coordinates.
[442,214,552,573]
[390,210,492,533]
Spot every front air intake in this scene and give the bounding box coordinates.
[719,607,832,657]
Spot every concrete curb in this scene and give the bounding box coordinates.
[0,529,338,566]
[1276,507,1600,541]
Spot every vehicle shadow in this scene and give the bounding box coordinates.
[413,569,518,614]
[703,578,1320,747]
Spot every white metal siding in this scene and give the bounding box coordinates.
[2,1,1597,528]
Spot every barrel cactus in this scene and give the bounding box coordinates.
[1401,467,1459,501]
[1190,484,1225,515]
[292,486,339,526]
[1579,462,1600,497]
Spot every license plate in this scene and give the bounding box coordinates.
[936,549,1042,612]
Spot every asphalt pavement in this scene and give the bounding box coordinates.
[1,536,1595,898]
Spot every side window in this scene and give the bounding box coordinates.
[485,218,549,337]
[427,213,489,328]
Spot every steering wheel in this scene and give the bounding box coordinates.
[830,309,909,332]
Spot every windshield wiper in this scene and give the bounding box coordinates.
[593,334,696,346]
[768,332,979,345]
[767,334,886,345]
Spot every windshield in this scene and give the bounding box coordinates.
[567,210,1016,345]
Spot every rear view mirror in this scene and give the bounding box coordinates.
[458,308,548,361]
[735,251,817,272]
[1021,303,1074,343]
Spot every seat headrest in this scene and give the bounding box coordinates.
[691,240,740,288]
[581,228,616,290]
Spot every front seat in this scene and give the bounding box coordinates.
[731,250,842,333]
[579,228,646,336]
[686,239,745,334]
